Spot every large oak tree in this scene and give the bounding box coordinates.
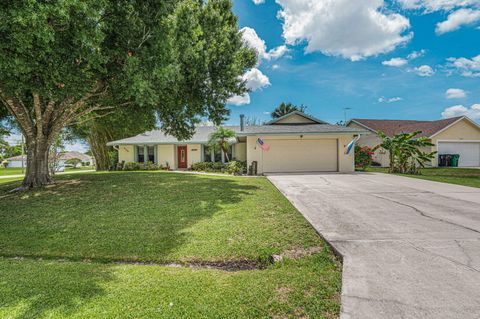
[0,0,256,188]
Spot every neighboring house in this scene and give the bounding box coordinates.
[107,111,368,174]
[4,151,93,169]
[3,155,26,168]
[59,151,94,167]
[347,116,480,167]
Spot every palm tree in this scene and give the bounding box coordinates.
[271,102,307,118]
[208,127,236,162]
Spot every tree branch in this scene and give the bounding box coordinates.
[0,90,35,139]
[42,100,55,130]
[33,93,44,138]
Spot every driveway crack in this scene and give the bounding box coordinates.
[371,194,480,235]
[406,241,480,273]
[455,240,474,267]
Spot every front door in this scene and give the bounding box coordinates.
[177,146,188,169]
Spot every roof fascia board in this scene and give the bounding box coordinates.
[347,120,378,134]
[236,131,369,137]
[265,111,328,125]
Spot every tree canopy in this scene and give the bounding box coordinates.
[0,0,256,188]
[271,102,307,119]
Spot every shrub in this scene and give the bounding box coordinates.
[226,161,246,175]
[355,145,374,170]
[145,161,160,171]
[2,160,9,168]
[191,161,226,173]
[123,162,142,171]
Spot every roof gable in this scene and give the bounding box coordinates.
[348,117,466,137]
[265,111,328,125]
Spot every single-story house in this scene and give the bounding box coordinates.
[3,155,27,168]
[59,151,94,167]
[4,151,93,169]
[107,111,368,174]
[347,116,480,167]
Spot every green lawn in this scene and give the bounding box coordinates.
[0,172,341,318]
[0,166,95,177]
[0,167,25,175]
[0,177,24,185]
[367,167,480,188]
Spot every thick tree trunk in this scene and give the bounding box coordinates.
[89,136,110,170]
[22,137,52,188]
[87,125,113,171]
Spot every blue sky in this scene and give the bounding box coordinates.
[6,0,480,151]
[225,0,480,125]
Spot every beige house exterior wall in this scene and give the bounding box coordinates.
[118,145,135,163]
[246,134,355,174]
[273,114,316,124]
[234,143,247,161]
[187,144,202,168]
[347,122,390,167]
[157,145,175,168]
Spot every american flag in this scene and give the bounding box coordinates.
[257,138,270,151]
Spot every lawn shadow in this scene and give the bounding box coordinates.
[0,259,113,319]
[0,172,261,263]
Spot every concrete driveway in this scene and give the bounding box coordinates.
[268,172,480,319]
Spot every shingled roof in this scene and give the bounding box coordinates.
[349,117,464,137]
[107,124,366,146]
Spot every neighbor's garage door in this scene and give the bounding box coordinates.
[438,141,480,167]
[262,139,338,173]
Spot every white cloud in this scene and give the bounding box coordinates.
[266,45,289,60]
[407,49,426,59]
[447,55,480,77]
[397,0,480,12]
[378,96,403,103]
[436,9,480,34]
[442,103,480,120]
[382,58,408,67]
[272,64,280,70]
[241,27,288,62]
[445,88,467,99]
[275,0,412,61]
[382,50,426,67]
[243,68,271,91]
[414,65,435,76]
[227,94,251,106]
[227,68,270,106]
[252,0,265,4]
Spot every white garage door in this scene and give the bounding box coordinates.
[438,141,480,167]
[262,139,338,173]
